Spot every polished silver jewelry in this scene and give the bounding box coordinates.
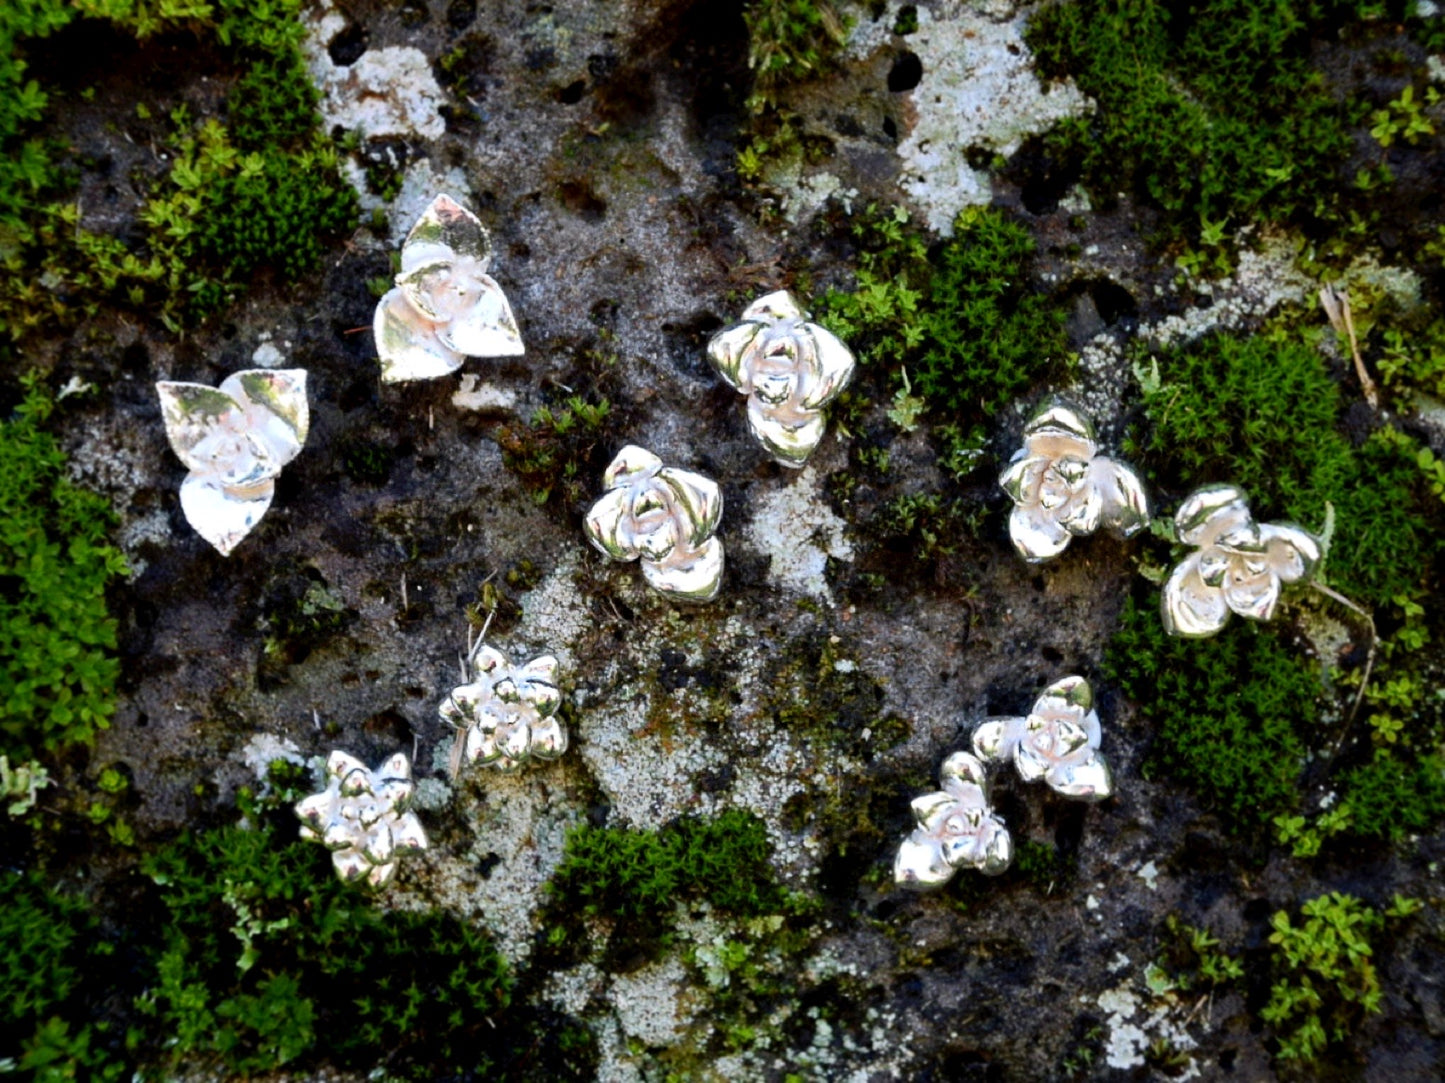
[156,368,310,556]
[373,194,524,382]
[894,750,1013,888]
[706,290,856,467]
[1161,484,1321,638]
[583,445,724,602]
[440,643,566,773]
[294,751,428,891]
[999,397,1149,562]
[971,675,1114,801]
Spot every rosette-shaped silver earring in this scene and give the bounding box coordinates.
[584,445,724,602]
[999,398,1149,562]
[895,751,1013,888]
[294,751,428,891]
[156,369,310,556]
[706,290,855,466]
[971,675,1114,801]
[440,645,566,773]
[373,194,524,382]
[1161,484,1321,638]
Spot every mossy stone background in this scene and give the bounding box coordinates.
[3,0,1445,1079]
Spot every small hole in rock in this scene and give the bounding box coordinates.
[887,50,922,92]
[446,0,476,31]
[557,79,586,104]
[1090,279,1138,325]
[327,22,368,66]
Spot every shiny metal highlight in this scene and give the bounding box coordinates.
[440,645,566,773]
[295,751,428,891]
[373,194,524,382]
[972,675,1114,801]
[999,397,1149,562]
[894,750,1013,888]
[583,445,724,602]
[156,368,310,556]
[1161,484,1321,637]
[707,290,856,466]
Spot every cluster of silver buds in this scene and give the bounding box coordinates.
[894,676,1111,890]
[584,445,724,602]
[440,645,567,773]
[707,290,856,467]
[156,369,310,556]
[998,398,1149,563]
[294,751,429,891]
[1162,484,1322,638]
[373,195,524,383]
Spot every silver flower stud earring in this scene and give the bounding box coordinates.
[584,445,724,602]
[156,368,310,555]
[707,290,856,466]
[999,398,1149,562]
[294,751,428,890]
[1161,484,1321,638]
[373,194,524,382]
[894,750,1013,888]
[440,643,567,773]
[971,675,1114,801]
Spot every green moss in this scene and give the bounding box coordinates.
[1025,0,1407,248]
[496,393,613,507]
[0,380,126,760]
[1105,594,1315,834]
[818,204,1070,422]
[1260,891,1418,1063]
[1339,752,1445,840]
[549,810,796,940]
[0,0,357,337]
[743,0,849,112]
[140,810,514,1078]
[1132,331,1440,606]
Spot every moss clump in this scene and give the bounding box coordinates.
[495,393,613,507]
[0,0,357,336]
[0,380,126,760]
[1105,595,1315,834]
[140,807,514,1078]
[549,810,795,938]
[819,205,1070,421]
[1339,752,1445,840]
[1132,331,1440,606]
[0,871,128,1080]
[1025,0,1404,247]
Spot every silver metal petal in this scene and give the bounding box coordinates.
[583,487,637,561]
[706,320,766,392]
[392,812,428,854]
[1093,459,1150,537]
[1161,554,1231,637]
[911,790,958,832]
[1008,502,1072,563]
[976,821,1014,876]
[1261,523,1321,584]
[219,369,309,467]
[1174,484,1249,546]
[374,288,466,383]
[528,716,568,759]
[970,717,1024,764]
[602,444,663,489]
[402,194,491,270]
[178,474,273,557]
[1048,757,1114,802]
[999,454,1049,506]
[438,272,525,358]
[746,397,828,467]
[1024,397,1097,449]
[796,322,855,410]
[656,467,723,547]
[156,381,247,475]
[742,289,805,321]
[1014,741,1051,782]
[1058,480,1104,536]
[640,535,724,602]
[1222,565,1281,622]
[894,836,955,889]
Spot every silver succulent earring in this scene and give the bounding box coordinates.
[998,397,1149,562]
[894,750,1013,888]
[156,368,310,555]
[970,675,1114,801]
[706,290,856,467]
[583,445,724,602]
[1161,484,1321,638]
[440,640,567,774]
[373,194,524,383]
[294,751,429,890]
